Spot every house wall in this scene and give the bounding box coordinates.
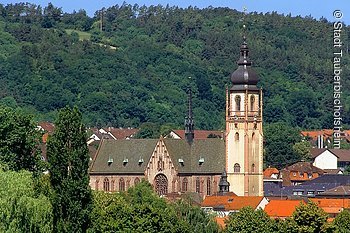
[313,151,337,170]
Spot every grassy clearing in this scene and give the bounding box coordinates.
[65,29,91,41]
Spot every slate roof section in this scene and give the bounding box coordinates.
[316,185,350,197]
[89,139,158,174]
[90,138,225,175]
[163,138,225,174]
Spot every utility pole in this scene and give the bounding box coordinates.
[100,7,104,32]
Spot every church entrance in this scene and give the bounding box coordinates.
[154,174,168,195]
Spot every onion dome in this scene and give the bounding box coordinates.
[230,36,259,90]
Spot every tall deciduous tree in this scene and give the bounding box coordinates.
[0,106,42,172]
[47,106,92,232]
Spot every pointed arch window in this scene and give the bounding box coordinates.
[134,177,140,186]
[155,174,168,195]
[207,178,211,196]
[119,178,125,192]
[103,177,110,192]
[235,95,241,111]
[250,95,255,111]
[235,132,239,141]
[111,180,115,191]
[95,180,99,191]
[234,163,241,173]
[252,164,256,173]
[182,177,188,192]
[196,177,200,193]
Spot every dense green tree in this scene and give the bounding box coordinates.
[264,122,302,168]
[224,207,274,233]
[293,141,312,162]
[89,181,193,233]
[291,201,329,233]
[333,209,350,233]
[47,106,92,233]
[0,106,42,172]
[0,168,53,232]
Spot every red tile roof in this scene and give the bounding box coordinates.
[310,198,350,214]
[265,200,305,218]
[263,167,279,178]
[172,130,223,139]
[102,127,139,139]
[38,122,55,133]
[202,195,264,211]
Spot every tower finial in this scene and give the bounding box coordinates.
[185,77,194,145]
[242,6,248,42]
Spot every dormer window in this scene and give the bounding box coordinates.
[108,156,113,165]
[199,157,204,165]
[123,158,128,166]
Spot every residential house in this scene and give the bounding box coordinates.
[310,148,350,170]
[280,161,325,186]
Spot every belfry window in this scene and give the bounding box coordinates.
[252,164,255,173]
[235,95,241,111]
[235,132,239,141]
[250,95,255,111]
[234,163,241,173]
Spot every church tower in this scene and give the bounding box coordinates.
[225,36,263,196]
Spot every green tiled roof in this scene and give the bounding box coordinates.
[90,139,158,174]
[90,138,225,175]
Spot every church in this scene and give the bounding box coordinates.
[89,35,263,197]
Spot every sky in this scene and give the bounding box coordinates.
[2,0,349,25]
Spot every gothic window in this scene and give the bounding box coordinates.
[182,177,188,192]
[95,180,99,191]
[134,177,140,186]
[111,180,115,191]
[196,177,200,193]
[126,179,130,189]
[235,132,239,141]
[155,174,168,195]
[250,95,255,111]
[252,132,255,140]
[119,178,125,192]
[103,177,110,192]
[234,163,241,173]
[252,164,255,173]
[235,95,241,111]
[207,178,211,196]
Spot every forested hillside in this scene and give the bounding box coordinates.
[0,2,349,130]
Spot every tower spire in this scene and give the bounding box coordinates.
[185,78,194,144]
